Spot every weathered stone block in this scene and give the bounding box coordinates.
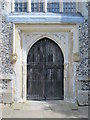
[77,90,88,105]
[2,90,13,104]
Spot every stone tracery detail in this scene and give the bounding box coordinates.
[25,32,66,44]
[26,33,39,44]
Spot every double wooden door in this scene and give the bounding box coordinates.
[27,38,64,100]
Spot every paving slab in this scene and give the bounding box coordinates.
[2,100,88,118]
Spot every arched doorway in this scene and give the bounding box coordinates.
[27,37,64,100]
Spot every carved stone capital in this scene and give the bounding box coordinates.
[10,53,18,64]
[73,52,80,62]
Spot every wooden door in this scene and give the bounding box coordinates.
[27,38,64,100]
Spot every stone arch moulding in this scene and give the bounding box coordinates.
[14,24,79,103]
[21,31,70,102]
[24,33,69,64]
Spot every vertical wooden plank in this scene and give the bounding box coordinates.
[27,38,64,100]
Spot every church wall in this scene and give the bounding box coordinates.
[0,1,89,105]
[77,21,89,105]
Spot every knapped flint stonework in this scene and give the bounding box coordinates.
[0,0,14,74]
[1,16,14,74]
[78,21,88,77]
[76,19,89,105]
[0,1,14,103]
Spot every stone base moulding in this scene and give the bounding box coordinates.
[0,74,15,104]
[77,90,88,106]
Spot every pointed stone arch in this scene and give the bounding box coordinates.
[26,34,65,59]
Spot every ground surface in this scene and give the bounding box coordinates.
[2,100,88,118]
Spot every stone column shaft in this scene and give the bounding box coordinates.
[44,0,47,12]
[27,0,31,12]
[11,0,14,12]
[76,1,79,12]
[59,0,63,12]
[13,23,16,54]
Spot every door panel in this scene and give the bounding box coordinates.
[27,37,64,100]
[27,68,45,100]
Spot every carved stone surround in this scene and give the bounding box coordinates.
[13,24,80,103]
[24,32,68,59]
[25,33,66,44]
